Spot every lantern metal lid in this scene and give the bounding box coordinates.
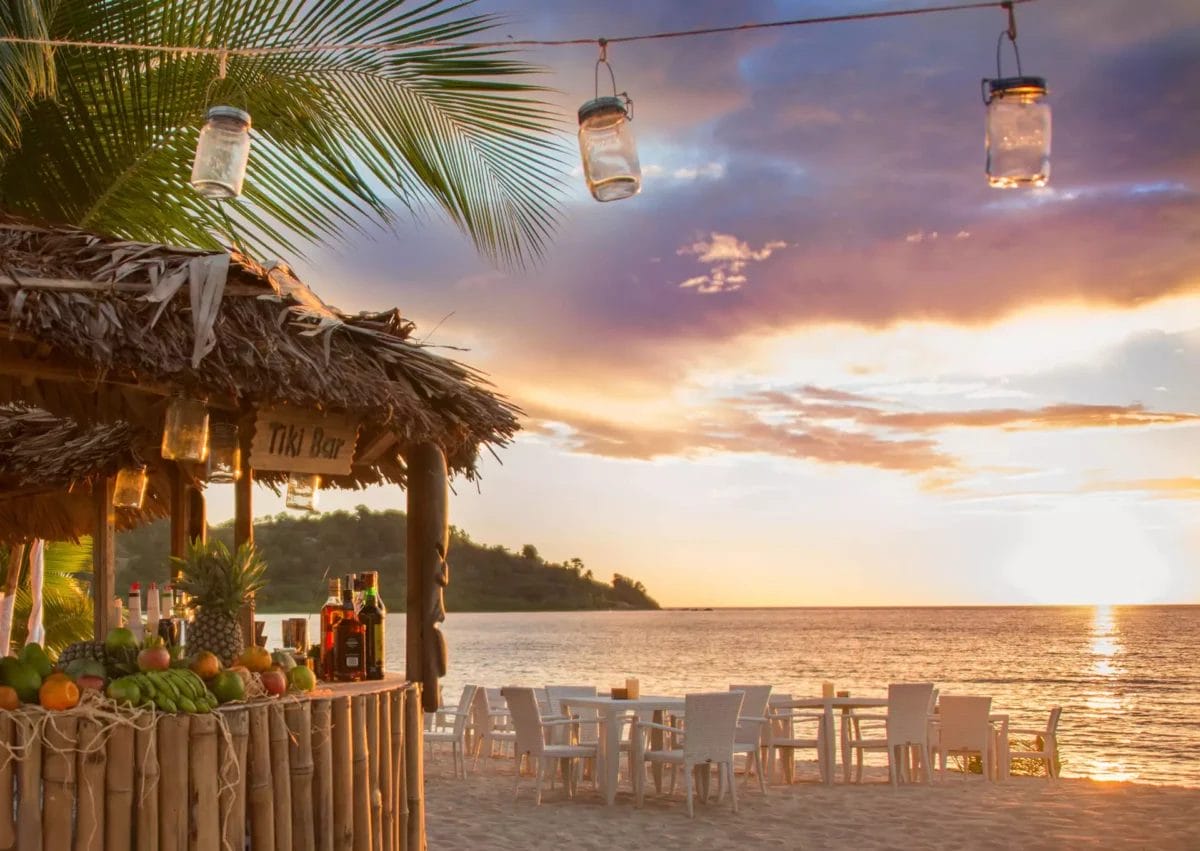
[205,105,251,126]
[985,76,1047,100]
[578,96,630,125]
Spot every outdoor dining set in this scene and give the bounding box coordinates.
[425,682,1063,816]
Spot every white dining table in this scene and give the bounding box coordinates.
[559,694,686,806]
[775,696,889,784]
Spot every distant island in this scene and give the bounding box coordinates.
[116,507,660,613]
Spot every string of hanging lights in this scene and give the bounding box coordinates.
[0,0,1045,201]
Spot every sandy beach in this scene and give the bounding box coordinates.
[425,752,1200,850]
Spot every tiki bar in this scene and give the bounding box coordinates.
[0,219,520,849]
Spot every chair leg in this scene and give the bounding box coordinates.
[754,749,766,793]
[683,763,695,818]
[534,758,545,806]
[513,754,522,801]
[728,762,739,813]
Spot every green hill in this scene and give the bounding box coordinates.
[115,507,660,613]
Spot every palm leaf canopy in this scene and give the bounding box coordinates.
[0,0,566,266]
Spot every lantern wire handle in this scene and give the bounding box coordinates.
[995,1,1023,78]
[593,37,633,118]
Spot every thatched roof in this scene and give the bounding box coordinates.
[0,405,168,542]
[0,219,521,479]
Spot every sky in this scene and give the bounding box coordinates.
[210,0,1200,607]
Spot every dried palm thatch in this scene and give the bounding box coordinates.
[0,219,521,479]
[0,405,168,543]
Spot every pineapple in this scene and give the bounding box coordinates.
[58,640,107,666]
[173,540,267,666]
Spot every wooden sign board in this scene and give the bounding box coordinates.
[249,408,359,476]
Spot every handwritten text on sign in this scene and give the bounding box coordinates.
[249,408,359,476]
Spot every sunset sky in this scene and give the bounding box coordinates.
[211,0,1200,607]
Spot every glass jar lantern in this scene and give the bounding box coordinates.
[984,76,1050,188]
[161,398,210,462]
[191,106,251,198]
[286,473,321,512]
[578,96,641,202]
[207,422,241,483]
[113,465,149,509]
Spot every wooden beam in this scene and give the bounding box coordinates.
[405,442,449,712]
[353,431,399,468]
[92,477,116,640]
[168,464,189,561]
[234,418,255,649]
[187,486,206,546]
[0,274,263,297]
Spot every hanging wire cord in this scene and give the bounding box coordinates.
[996,0,1025,76]
[0,0,1037,57]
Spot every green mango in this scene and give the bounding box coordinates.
[0,657,42,703]
[18,643,53,679]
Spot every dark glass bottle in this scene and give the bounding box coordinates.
[320,579,344,681]
[334,586,365,682]
[360,572,385,680]
[157,586,180,648]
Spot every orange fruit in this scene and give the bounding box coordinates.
[39,675,80,711]
[238,646,272,674]
[0,685,19,710]
[189,651,221,680]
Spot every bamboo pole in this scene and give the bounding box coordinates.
[43,714,79,849]
[219,708,249,851]
[187,714,219,851]
[92,477,116,640]
[404,686,425,851]
[268,702,293,851]
[352,695,372,851]
[105,723,135,851]
[311,699,334,851]
[135,719,160,851]
[75,718,107,851]
[367,694,382,851]
[331,697,353,850]
[393,690,406,851]
[246,704,274,850]
[157,714,189,851]
[15,714,40,851]
[0,714,14,851]
[378,693,393,851]
[285,701,315,851]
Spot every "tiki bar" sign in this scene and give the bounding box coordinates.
[249,407,359,476]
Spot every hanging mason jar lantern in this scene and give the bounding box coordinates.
[578,40,641,202]
[207,422,242,483]
[113,465,149,510]
[285,473,321,512]
[161,398,210,462]
[982,2,1050,188]
[191,106,252,198]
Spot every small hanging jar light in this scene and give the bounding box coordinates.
[206,422,242,483]
[982,2,1050,188]
[113,464,149,510]
[161,397,210,463]
[577,39,641,202]
[191,106,252,198]
[285,473,321,513]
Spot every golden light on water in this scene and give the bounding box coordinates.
[1082,605,1138,782]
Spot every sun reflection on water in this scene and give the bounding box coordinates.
[1090,604,1122,678]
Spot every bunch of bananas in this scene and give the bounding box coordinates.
[106,669,218,713]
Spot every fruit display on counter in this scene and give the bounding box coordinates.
[172,540,267,666]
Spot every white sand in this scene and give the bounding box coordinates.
[425,752,1200,850]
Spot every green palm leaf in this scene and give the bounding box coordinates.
[0,0,568,266]
[1,539,93,657]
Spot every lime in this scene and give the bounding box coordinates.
[209,671,245,704]
[104,627,139,654]
[288,666,316,693]
[106,678,141,706]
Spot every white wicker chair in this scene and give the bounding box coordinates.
[502,686,598,804]
[425,684,479,778]
[729,684,771,792]
[632,691,744,817]
[844,682,936,785]
[935,695,994,781]
[1007,706,1062,779]
[471,687,516,768]
[766,692,824,783]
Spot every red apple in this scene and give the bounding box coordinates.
[260,670,287,697]
[76,675,106,691]
[137,645,171,672]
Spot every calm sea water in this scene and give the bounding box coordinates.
[261,605,1200,787]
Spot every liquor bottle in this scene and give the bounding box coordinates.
[320,578,344,681]
[128,582,144,642]
[157,586,180,648]
[334,585,366,682]
[172,588,189,649]
[359,572,385,680]
[353,574,364,612]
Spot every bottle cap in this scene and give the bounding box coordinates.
[130,582,140,592]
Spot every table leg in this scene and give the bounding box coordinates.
[602,708,620,805]
[823,703,836,785]
[651,710,665,795]
[841,713,852,784]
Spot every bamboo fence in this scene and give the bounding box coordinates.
[0,679,422,851]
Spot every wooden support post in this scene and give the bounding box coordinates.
[157,714,189,851]
[392,690,405,851]
[286,701,316,851]
[367,694,383,851]
[312,699,335,851]
[168,464,190,561]
[234,422,255,649]
[135,719,160,851]
[378,694,393,851]
[404,686,425,851]
[92,476,116,640]
[331,697,353,850]
[247,704,274,850]
[186,486,206,546]
[43,715,79,850]
[351,696,372,851]
[0,715,14,850]
[188,714,220,851]
[405,442,450,712]
[269,703,293,851]
[76,718,107,851]
[15,715,42,851]
[105,724,135,851]
[219,708,249,851]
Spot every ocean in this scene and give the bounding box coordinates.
[259,604,1200,787]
